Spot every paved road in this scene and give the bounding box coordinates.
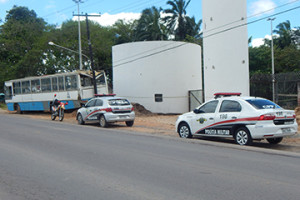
[0,114,300,200]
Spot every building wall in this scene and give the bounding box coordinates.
[203,0,250,101]
[113,41,202,113]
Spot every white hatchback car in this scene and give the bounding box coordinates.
[176,93,298,145]
[77,94,135,127]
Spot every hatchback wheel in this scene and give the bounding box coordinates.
[125,121,134,127]
[178,123,192,138]
[234,127,252,145]
[77,113,85,125]
[99,115,108,127]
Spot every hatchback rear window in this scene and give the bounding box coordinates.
[108,99,130,106]
[246,99,281,109]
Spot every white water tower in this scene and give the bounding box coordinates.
[202,0,250,100]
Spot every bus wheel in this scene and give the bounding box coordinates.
[16,104,22,114]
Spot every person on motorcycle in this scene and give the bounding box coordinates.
[52,94,60,113]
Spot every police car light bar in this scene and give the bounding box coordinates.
[214,92,241,99]
[94,94,116,97]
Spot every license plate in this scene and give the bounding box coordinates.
[282,128,291,133]
[284,121,293,125]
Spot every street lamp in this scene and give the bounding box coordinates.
[267,17,276,102]
[73,0,84,70]
[48,41,97,95]
[48,41,90,69]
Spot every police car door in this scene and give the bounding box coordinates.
[83,99,96,121]
[215,100,242,136]
[191,100,219,134]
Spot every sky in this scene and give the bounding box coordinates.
[0,0,300,47]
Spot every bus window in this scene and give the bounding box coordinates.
[13,82,21,95]
[52,77,58,91]
[31,79,41,93]
[65,75,77,91]
[4,86,12,100]
[22,81,30,94]
[80,75,92,87]
[41,78,51,92]
[58,76,64,91]
[96,73,105,85]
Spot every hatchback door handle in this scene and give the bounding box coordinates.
[209,118,214,120]
[232,117,237,119]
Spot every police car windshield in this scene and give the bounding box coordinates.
[108,99,130,106]
[246,99,281,109]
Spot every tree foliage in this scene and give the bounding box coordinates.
[249,20,300,76]
[0,6,48,91]
[5,2,299,94]
[135,7,168,41]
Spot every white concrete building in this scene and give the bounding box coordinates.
[202,0,250,101]
[113,41,202,114]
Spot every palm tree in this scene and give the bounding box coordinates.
[273,20,292,49]
[163,0,191,41]
[113,19,138,44]
[135,7,167,41]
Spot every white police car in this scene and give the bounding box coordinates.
[77,94,135,127]
[176,93,298,145]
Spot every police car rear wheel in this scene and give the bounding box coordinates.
[178,123,192,138]
[99,115,108,127]
[235,127,252,145]
[267,137,283,144]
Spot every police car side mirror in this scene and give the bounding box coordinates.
[193,109,205,114]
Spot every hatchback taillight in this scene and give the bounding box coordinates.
[259,114,276,120]
[131,107,134,111]
[104,108,112,112]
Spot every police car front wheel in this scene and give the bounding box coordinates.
[178,123,192,138]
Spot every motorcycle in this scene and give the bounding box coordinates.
[51,100,68,121]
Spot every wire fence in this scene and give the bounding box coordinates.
[250,71,300,109]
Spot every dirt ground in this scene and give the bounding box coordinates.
[1,106,300,153]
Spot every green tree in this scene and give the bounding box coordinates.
[135,6,167,41]
[47,20,115,79]
[0,6,48,92]
[273,20,293,49]
[113,19,137,44]
[274,46,300,72]
[184,16,202,40]
[163,0,191,40]
[249,45,271,75]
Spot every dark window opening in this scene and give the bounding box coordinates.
[155,94,163,102]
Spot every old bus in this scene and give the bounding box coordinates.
[4,70,108,113]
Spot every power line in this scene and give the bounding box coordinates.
[114,4,300,68]
[113,42,188,68]
[204,5,300,39]
[41,0,166,22]
[204,0,300,35]
[39,1,300,68]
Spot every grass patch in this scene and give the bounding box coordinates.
[0,103,7,110]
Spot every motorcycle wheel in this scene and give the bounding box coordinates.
[59,108,64,121]
[51,111,56,120]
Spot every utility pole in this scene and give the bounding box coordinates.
[267,17,276,102]
[73,0,83,70]
[73,13,101,95]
